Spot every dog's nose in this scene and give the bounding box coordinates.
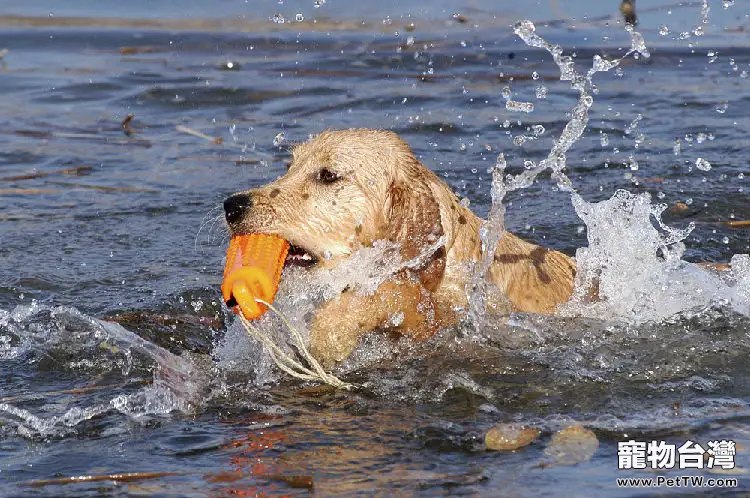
[224,193,252,224]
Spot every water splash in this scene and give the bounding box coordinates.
[215,237,449,381]
[474,20,749,324]
[467,20,650,318]
[560,191,748,320]
[0,305,207,438]
[506,20,649,196]
[468,154,510,323]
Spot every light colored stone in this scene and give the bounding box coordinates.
[485,424,540,451]
[543,425,599,466]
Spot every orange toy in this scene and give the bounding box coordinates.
[222,234,290,320]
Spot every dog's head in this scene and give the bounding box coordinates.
[224,129,446,289]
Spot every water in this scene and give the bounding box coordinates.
[2,1,750,495]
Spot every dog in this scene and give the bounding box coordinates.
[224,129,576,366]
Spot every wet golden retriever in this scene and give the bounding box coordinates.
[224,129,576,366]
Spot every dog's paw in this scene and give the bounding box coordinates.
[309,309,362,368]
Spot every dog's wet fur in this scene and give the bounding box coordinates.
[225,129,576,366]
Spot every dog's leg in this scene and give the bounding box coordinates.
[309,280,439,366]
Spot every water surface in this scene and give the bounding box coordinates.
[1,1,749,496]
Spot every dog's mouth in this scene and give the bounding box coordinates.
[224,238,318,308]
[285,244,318,268]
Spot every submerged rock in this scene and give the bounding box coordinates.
[542,425,599,466]
[485,424,540,451]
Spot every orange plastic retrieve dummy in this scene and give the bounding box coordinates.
[222,234,290,320]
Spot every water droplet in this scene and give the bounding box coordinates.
[501,86,512,100]
[295,13,304,22]
[700,0,710,23]
[625,113,642,135]
[658,25,670,36]
[600,132,609,147]
[626,26,650,58]
[313,0,326,7]
[722,236,730,244]
[270,13,286,24]
[506,100,534,113]
[673,139,681,155]
[695,158,712,171]
[715,102,728,114]
[532,71,539,80]
[532,124,545,136]
[723,0,735,7]
[273,132,286,146]
[535,85,548,99]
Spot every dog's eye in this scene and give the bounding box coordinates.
[317,168,340,183]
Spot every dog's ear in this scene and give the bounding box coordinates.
[386,168,446,291]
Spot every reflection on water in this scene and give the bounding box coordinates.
[1,1,750,496]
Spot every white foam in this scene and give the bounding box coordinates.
[560,191,749,321]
